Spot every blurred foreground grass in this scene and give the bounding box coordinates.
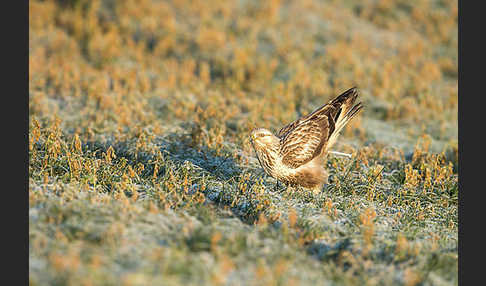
[29,0,457,285]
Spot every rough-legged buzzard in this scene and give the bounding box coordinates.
[250,87,363,193]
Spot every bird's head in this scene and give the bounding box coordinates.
[250,128,278,150]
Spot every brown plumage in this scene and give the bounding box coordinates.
[250,87,363,193]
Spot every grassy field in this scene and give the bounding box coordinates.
[29,0,457,285]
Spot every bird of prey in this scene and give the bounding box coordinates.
[250,87,363,194]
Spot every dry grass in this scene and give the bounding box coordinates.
[29,0,457,285]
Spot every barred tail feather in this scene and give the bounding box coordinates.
[335,101,363,132]
[326,95,363,152]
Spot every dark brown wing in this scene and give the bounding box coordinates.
[278,87,360,168]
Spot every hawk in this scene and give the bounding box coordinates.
[250,87,363,194]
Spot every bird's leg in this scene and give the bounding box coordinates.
[274,180,279,192]
[286,182,295,194]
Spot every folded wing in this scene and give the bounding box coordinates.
[278,87,362,169]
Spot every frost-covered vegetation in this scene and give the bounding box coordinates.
[29,0,457,285]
